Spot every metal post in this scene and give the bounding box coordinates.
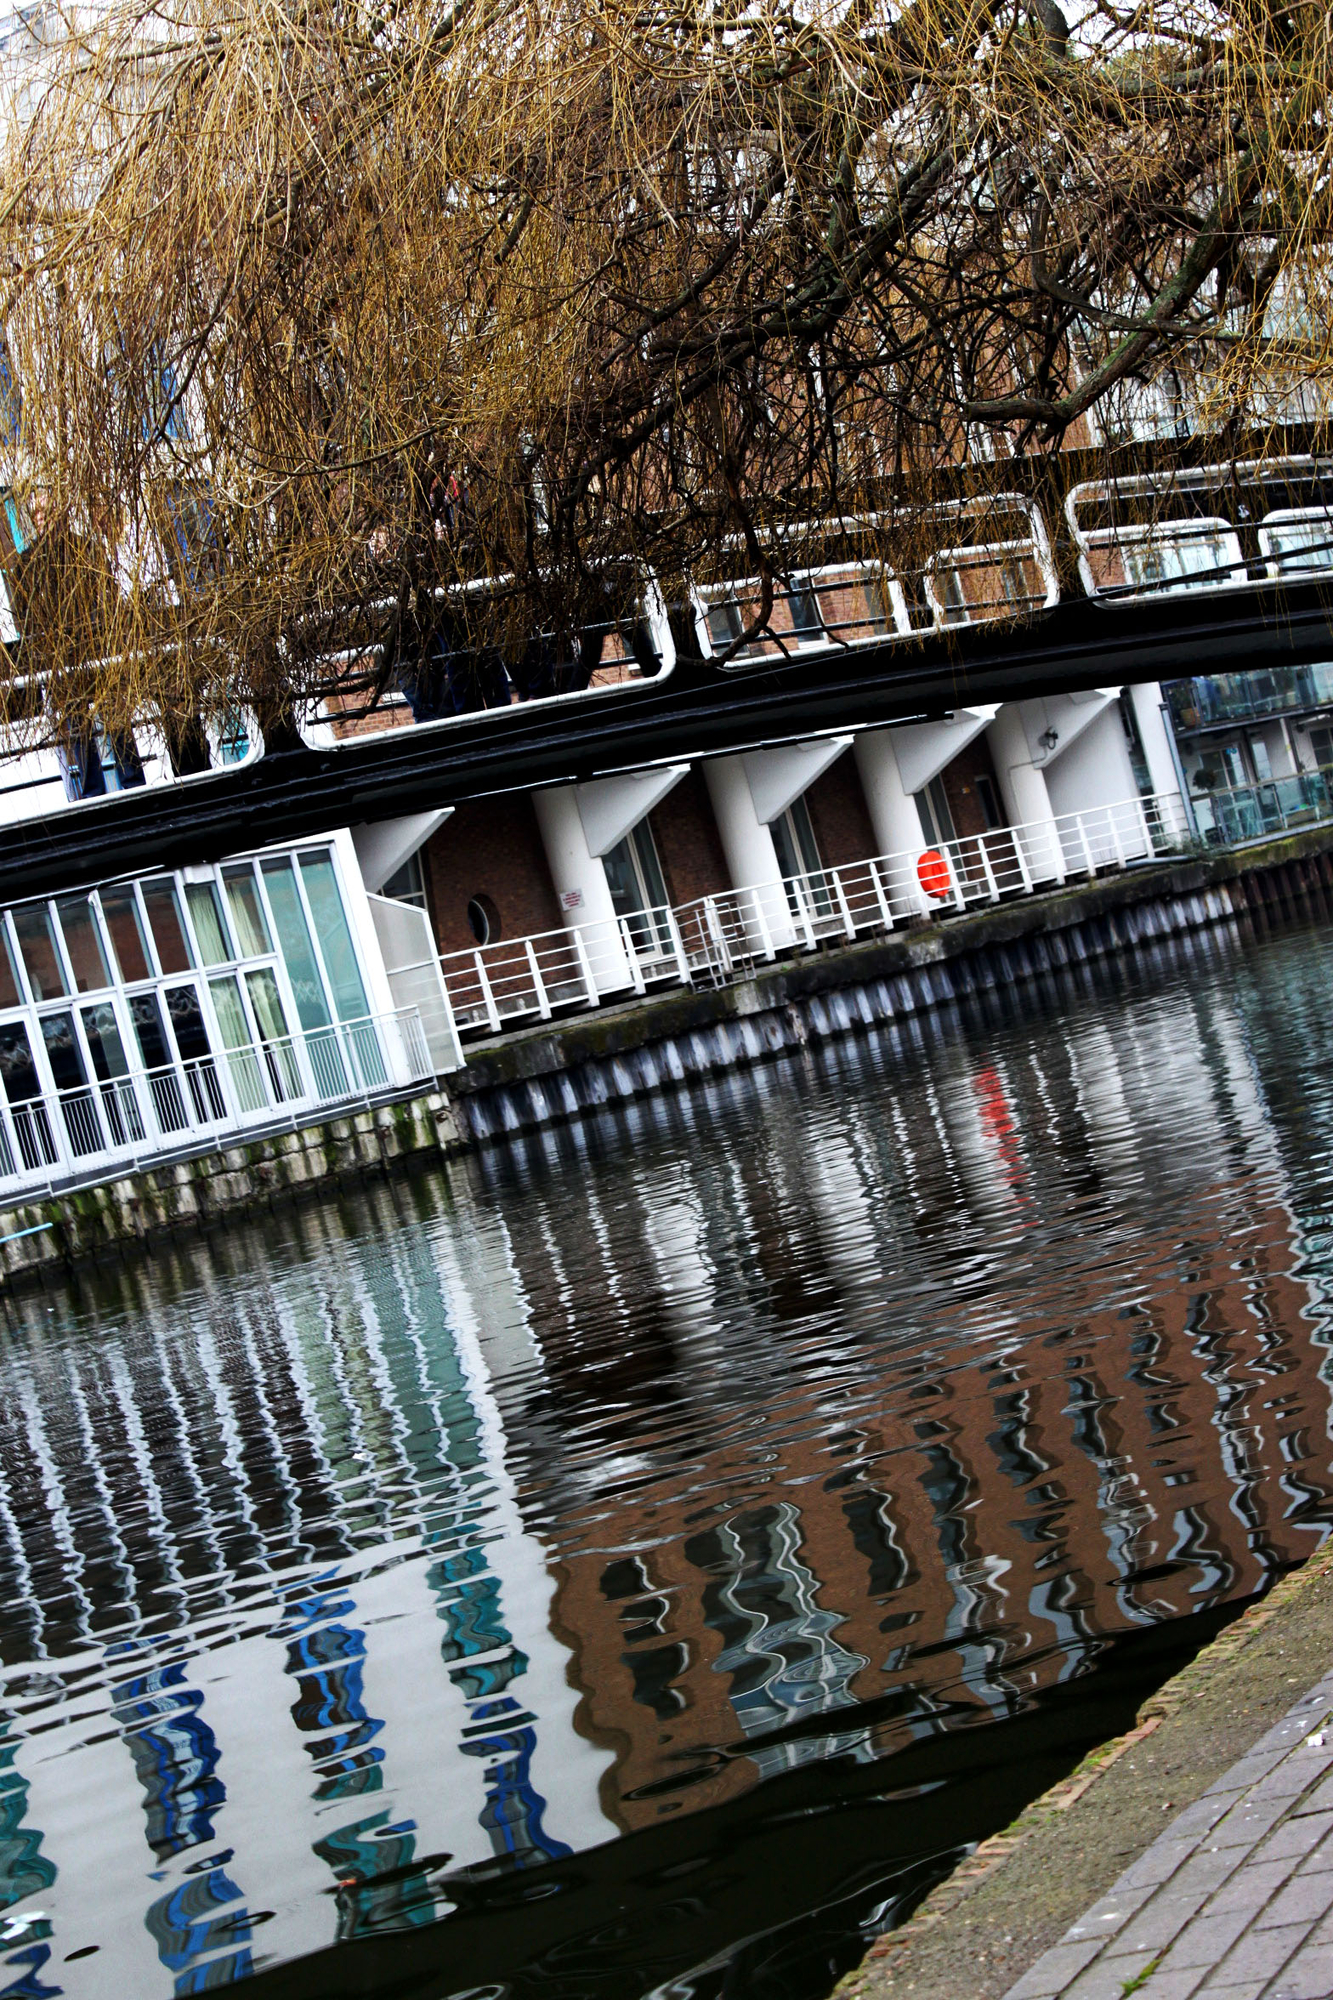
[750,887,775,960]
[619,918,648,994]
[949,846,966,912]
[525,937,551,1020]
[868,857,894,934]
[571,926,599,1007]
[1078,814,1096,877]
[832,868,856,939]
[1012,823,1034,894]
[474,950,501,1033]
[977,835,999,903]
[665,906,692,987]
[1107,807,1125,867]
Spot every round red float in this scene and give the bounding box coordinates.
[917,848,952,900]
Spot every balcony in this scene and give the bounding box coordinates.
[437,791,1192,1037]
[0,1007,434,1202]
[1165,666,1333,734]
[1190,771,1333,845]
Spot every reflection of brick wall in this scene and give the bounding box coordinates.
[805,750,878,867]
[421,796,561,955]
[939,734,1005,840]
[648,772,731,905]
[516,1101,1333,1833]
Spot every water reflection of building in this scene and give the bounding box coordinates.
[466,942,1333,1831]
[0,932,1326,1992]
[0,1212,616,1994]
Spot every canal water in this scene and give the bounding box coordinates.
[2,902,1333,2000]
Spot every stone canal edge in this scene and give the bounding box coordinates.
[833,1540,1333,2000]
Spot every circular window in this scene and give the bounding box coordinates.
[467,895,500,945]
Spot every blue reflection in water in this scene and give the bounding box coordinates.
[279,1587,433,1940]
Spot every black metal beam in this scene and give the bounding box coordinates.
[2,580,1329,902]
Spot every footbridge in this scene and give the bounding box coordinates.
[4,451,1333,903]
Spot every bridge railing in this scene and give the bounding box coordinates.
[436,790,1192,1034]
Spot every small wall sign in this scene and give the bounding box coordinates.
[561,888,585,910]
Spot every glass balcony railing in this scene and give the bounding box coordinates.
[1166,665,1333,732]
[1190,769,1333,844]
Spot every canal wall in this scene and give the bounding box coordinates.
[5,823,1333,1290]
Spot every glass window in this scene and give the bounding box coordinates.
[0,1020,40,1101]
[142,879,194,974]
[100,886,152,982]
[163,984,212,1063]
[0,924,20,1009]
[299,853,369,1022]
[185,882,232,966]
[245,969,302,1099]
[787,581,822,639]
[207,976,251,1050]
[12,904,67,999]
[81,1003,131,1080]
[55,895,111,993]
[40,1012,88,1092]
[222,865,271,957]
[244,967,289,1043]
[128,993,172,1071]
[380,853,427,910]
[260,859,330,1031]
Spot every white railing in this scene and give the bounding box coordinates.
[0,1006,434,1200]
[437,791,1191,1032]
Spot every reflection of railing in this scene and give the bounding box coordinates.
[438,792,1191,1033]
[1166,666,1333,733]
[0,1006,433,1200]
[1190,770,1333,845]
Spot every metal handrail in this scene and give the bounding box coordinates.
[0,1005,433,1199]
[437,791,1191,1032]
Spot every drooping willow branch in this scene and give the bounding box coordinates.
[0,0,1325,744]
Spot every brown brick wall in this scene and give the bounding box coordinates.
[646,770,731,904]
[938,733,1005,841]
[804,750,878,867]
[421,796,561,955]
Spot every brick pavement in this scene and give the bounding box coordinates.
[1001,1669,1333,2000]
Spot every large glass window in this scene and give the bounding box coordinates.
[0,925,20,1009]
[299,853,368,1021]
[244,969,301,1100]
[260,860,330,1031]
[603,821,672,957]
[222,865,271,957]
[142,880,194,975]
[12,905,67,1000]
[100,887,152,983]
[208,975,267,1114]
[185,883,233,967]
[0,1020,41,1102]
[55,896,112,993]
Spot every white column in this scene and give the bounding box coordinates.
[531,785,634,995]
[1127,683,1184,810]
[987,705,1065,884]
[702,756,795,951]
[852,730,931,916]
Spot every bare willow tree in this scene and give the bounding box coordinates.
[0,0,1328,751]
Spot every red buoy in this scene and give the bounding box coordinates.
[917,848,952,900]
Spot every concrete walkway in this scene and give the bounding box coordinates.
[1004,1669,1333,2000]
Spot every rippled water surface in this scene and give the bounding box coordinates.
[4,905,1333,1999]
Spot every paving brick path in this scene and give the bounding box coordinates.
[1001,1669,1333,2000]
